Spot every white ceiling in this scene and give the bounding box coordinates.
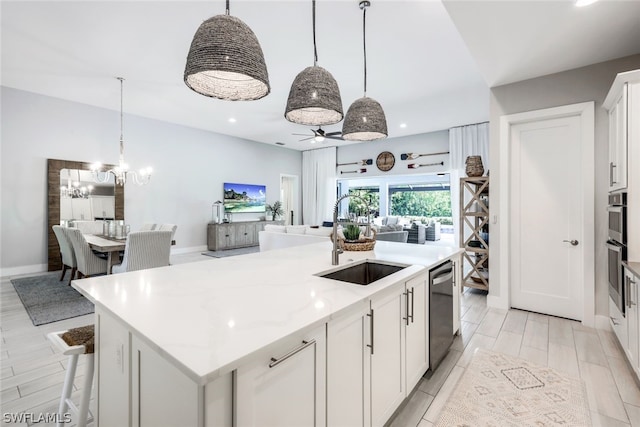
[2,1,639,151]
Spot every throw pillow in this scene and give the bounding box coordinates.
[264,224,286,233]
[386,216,399,225]
[286,225,307,235]
[306,227,332,237]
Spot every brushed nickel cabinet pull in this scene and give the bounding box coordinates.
[367,309,374,355]
[269,339,316,368]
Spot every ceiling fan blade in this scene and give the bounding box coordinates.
[325,136,343,141]
[298,136,314,142]
[292,133,312,136]
[325,131,342,136]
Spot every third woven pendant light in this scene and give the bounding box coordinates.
[342,0,388,141]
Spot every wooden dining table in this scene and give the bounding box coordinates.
[84,234,126,274]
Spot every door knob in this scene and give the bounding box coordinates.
[563,239,579,246]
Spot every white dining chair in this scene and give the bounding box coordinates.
[157,223,177,241]
[52,225,77,284]
[65,228,109,278]
[140,223,158,231]
[112,230,172,274]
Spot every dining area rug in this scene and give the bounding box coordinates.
[10,272,94,326]
[435,349,591,427]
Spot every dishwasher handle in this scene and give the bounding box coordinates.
[432,271,453,286]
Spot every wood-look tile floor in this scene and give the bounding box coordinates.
[2,252,639,426]
[388,288,640,427]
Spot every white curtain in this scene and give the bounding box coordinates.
[302,147,337,225]
[280,176,295,225]
[449,122,490,246]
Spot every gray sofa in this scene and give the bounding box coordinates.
[375,223,409,243]
[376,230,409,243]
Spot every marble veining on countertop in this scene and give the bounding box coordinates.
[72,241,461,384]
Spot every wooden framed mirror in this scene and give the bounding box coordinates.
[47,159,125,271]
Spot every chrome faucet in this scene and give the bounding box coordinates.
[332,194,372,265]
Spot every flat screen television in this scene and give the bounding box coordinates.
[223,182,266,213]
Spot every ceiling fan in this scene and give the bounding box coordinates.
[293,127,343,143]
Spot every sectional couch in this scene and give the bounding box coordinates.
[258,224,408,252]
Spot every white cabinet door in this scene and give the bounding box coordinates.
[370,288,405,427]
[404,273,429,392]
[236,325,326,427]
[626,268,639,373]
[96,309,130,427]
[60,198,73,221]
[609,84,628,192]
[131,335,201,427]
[71,198,92,220]
[327,302,369,427]
[610,296,628,351]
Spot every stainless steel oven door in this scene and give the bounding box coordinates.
[607,240,625,315]
[607,205,626,244]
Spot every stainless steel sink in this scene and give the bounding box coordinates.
[317,260,408,286]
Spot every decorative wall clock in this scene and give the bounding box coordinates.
[376,151,395,172]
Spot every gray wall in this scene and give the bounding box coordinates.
[0,87,302,275]
[336,131,450,177]
[488,54,640,318]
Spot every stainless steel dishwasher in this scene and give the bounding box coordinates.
[429,260,454,371]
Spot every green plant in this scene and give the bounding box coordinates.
[343,224,362,241]
[266,201,284,220]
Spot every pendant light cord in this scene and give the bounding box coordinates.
[312,0,318,66]
[363,5,367,97]
[225,0,230,15]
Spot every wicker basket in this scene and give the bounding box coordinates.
[343,238,376,251]
[331,228,377,251]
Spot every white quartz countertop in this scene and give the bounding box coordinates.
[72,241,461,385]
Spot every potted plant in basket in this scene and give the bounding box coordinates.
[266,201,284,221]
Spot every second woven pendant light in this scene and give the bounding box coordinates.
[342,1,388,141]
[284,0,343,126]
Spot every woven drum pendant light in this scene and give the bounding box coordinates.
[284,0,343,126]
[184,0,270,101]
[342,1,387,141]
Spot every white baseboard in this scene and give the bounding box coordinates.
[487,293,509,310]
[171,245,208,255]
[0,264,48,279]
[595,314,611,331]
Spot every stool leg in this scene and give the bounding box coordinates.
[57,354,78,427]
[76,354,95,427]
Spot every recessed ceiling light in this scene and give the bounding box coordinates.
[575,0,598,7]
[400,123,407,129]
[228,117,237,123]
[275,142,285,146]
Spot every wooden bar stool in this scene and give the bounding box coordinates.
[48,325,95,427]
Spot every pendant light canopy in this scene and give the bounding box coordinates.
[284,0,343,126]
[184,0,270,101]
[342,1,387,141]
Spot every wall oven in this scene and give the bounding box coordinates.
[608,192,627,244]
[608,191,627,314]
[607,240,627,314]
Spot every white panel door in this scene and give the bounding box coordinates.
[510,115,583,320]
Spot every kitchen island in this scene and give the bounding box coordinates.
[73,240,462,427]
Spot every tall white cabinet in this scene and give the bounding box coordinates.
[604,69,640,260]
[605,69,640,382]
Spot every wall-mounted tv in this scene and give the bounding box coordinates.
[223,182,266,213]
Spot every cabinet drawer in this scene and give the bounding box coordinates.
[610,296,628,350]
